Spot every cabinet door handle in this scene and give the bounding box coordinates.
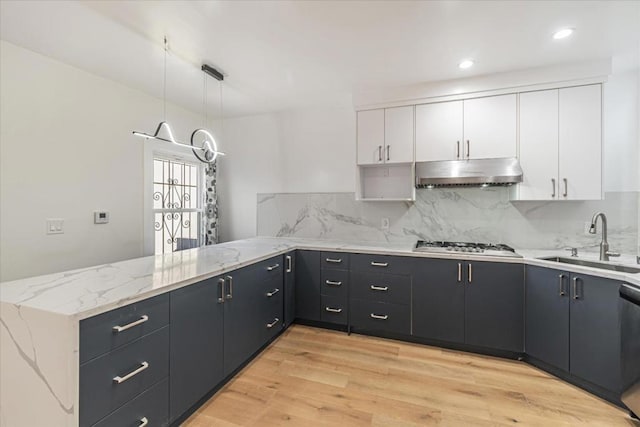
[378,145,382,162]
[572,277,580,300]
[139,418,149,427]
[370,313,389,320]
[226,275,233,300]
[370,285,389,292]
[370,261,388,267]
[112,315,149,333]
[563,178,568,198]
[325,307,343,313]
[286,255,292,273]
[266,288,280,297]
[468,263,472,283]
[457,263,462,283]
[266,318,280,328]
[325,280,342,286]
[456,141,460,159]
[466,140,470,158]
[558,274,566,296]
[551,178,556,198]
[325,258,342,264]
[267,263,280,271]
[386,145,390,161]
[217,278,225,303]
[113,361,149,384]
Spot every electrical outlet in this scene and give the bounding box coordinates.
[584,221,593,235]
[381,217,390,230]
[46,218,64,235]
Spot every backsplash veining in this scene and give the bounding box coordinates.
[257,189,639,254]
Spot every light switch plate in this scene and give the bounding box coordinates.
[46,218,64,235]
[94,211,109,224]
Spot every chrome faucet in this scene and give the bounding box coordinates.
[589,212,620,261]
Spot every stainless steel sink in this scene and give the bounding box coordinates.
[538,256,640,274]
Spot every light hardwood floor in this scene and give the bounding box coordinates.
[184,325,638,426]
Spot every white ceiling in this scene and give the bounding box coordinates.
[1,1,639,117]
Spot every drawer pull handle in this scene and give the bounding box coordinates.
[286,255,292,273]
[113,361,149,384]
[370,285,388,292]
[112,315,149,333]
[266,288,280,297]
[218,278,225,304]
[325,258,342,263]
[325,280,342,286]
[226,275,233,300]
[370,313,388,320]
[267,263,280,271]
[139,417,149,427]
[325,307,343,313]
[267,318,280,329]
[370,262,388,267]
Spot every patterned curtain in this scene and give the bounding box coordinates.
[203,161,218,245]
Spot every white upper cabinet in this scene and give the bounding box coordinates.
[357,109,385,165]
[384,106,414,163]
[415,101,463,162]
[463,94,517,159]
[357,107,414,165]
[515,84,602,201]
[558,85,602,200]
[519,89,560,200]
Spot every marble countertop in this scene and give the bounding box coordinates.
[1,237,639,320]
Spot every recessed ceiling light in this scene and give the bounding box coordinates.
[458,60,474,69]
[553,28,574,40]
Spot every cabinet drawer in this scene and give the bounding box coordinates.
[351,271,410,305]
[255,255,284,282]
[93,378,169,427]
[80,327,170,427]
[80,293,169,364]
[321,295,348,325]
[321,252,350,270]
[351,253,413,276]
[350,299,410,335]
[321,269,349,298]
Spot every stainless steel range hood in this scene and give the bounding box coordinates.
[415,158,523,188]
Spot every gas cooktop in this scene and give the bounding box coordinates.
[414,240,522,258]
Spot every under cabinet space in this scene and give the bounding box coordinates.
[357,163,415,201]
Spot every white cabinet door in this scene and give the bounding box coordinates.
[559,85,602,200]
[518,90,559,200]
[357,109,385,165]
[415,101,463,162]
[384,106,414,163]
[463,94,517,159]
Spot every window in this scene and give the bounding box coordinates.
[152,156,204,254]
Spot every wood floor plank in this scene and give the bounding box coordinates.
[184,325,638,426]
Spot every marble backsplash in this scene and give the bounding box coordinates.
[257,189,639,255]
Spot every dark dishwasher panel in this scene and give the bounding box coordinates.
[620,283,640,418]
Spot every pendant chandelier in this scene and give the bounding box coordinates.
[133,37,225,164]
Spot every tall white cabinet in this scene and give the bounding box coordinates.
[516,84,602,201]
[415,94,517,162]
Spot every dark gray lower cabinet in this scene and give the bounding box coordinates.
[284,251,296,328]
[465,261,524,352]
[413,259,524,353]
[525,266,570,371]
[94,378,169,427]
[412,259,465,344]
[569,273,621,393]
[169,277,224,422]
[223,263,275,376]
[295,250,321,321]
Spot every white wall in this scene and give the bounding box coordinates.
[0,41,201,281]
[216,114,284,242]
[279,107,356,193]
